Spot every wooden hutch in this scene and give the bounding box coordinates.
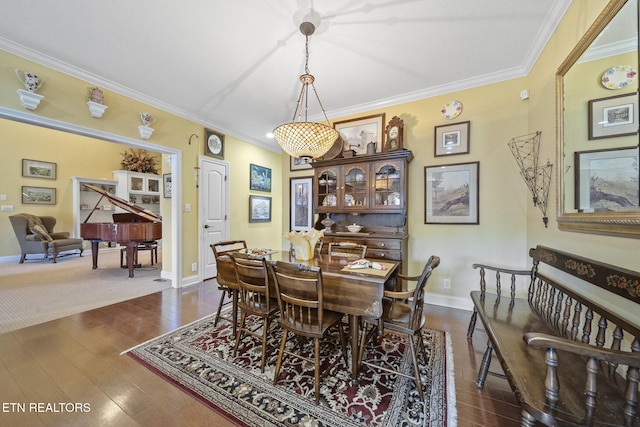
[311,149,413,282]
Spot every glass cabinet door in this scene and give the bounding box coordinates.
[373,160,403,209]
[316,167,339,211]
[343,165,368,209]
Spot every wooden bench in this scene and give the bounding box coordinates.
[467,245,640,426]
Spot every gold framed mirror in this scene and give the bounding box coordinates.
[557,0,639,238]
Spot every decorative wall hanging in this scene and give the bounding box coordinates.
[588,92,638,139]
[434,121,470,157]
[334,113,385,156]
[574,146,638,212]
[15,69,44,110]
[87,87,108,118]
[22,159,56,180]
[163,173,172,198]
[204,128,225,159]
[507,131,553,227]
[424,161,479,224]
[138,113,155,139]
[600,65,637,90]
[22,186,56,205]
[441,100,462,119]
[290,177,313,231]
[249,195,271,222]
[250,164,272,192]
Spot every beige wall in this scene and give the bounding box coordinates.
[1,0,638,315]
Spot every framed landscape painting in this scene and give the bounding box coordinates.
[249,195,271,222]
[22,159,57,180]
[424,161,479,224]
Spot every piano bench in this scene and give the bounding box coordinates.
[120,242,158,269]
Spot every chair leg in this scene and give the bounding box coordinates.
[408,335,424,399]
[273,330,289,385]
[314,337,321,405]
[19,253,26,264]
[52,252,58,263]
[233,311,248,357]
[417,330,428,364]
[337,322,349,367]
[260,315,273,373]
[213,290,229,327]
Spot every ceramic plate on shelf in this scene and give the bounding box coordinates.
[601,65,637,90]
[322,194,337,207]
[344,194,355,206]
[387,192,400,206]
[441,100,463,119]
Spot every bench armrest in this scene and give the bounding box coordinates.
[524,332,640,367]
[472,263,531,276]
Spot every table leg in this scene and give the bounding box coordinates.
[90,241,99,269]
[349,314,361,380]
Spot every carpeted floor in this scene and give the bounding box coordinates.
[0,248,171,333]
[125,313,457,426]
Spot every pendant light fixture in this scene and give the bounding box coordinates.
[273,22,339,159]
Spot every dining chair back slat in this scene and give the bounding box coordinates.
[210,240,248,333]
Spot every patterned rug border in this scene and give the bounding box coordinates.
[124,314,457,426]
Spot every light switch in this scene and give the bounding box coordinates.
[185,203,191,212]
[0,194,6,201]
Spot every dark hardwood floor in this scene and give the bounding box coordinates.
[0,280,523,426]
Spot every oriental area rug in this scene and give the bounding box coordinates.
[125,314,457,426]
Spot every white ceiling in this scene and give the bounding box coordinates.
[0,0,573,153]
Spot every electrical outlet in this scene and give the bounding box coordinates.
[443,278,451,289]
[1,205,14,212]
[191,262,197,272]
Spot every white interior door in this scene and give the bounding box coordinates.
[200,157,229,280]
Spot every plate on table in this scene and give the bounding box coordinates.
[601,65,637,89]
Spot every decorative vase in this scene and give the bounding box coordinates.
[283,229,324,260]
[320,213,335,231]
[16,69,44,92]
[140,112,155,127]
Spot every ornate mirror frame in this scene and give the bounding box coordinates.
[556,0,640,238]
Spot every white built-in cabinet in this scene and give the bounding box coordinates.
[112,170,161,216]
[71,176,118,248]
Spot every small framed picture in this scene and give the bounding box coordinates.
[434,121,470,157]
[204,128,225,159]
[250,164,272,192]
[22,186,57,205]
[249,195,271,223]
[22,159,57,180]
[334,113,385,155]
[425,161,479,224]
[290,177,313,231]
[163,173,172,198]
[574,146,639,211]
[290,156,313,171]
[588,92,639,140]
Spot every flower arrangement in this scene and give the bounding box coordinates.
[120,148,159,174]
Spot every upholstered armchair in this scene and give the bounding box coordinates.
[9,214,84,263]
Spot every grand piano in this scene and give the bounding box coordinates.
[80,183,162,278]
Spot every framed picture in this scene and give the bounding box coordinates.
[163,173,172,198]
[434,121,470,157]
[334,113,385,155]
[22,186,57,205]
[204,128,225,159]
[424,161,479,224]
[384,116,404,152]
[290,177,313,231]
[249,195,271,223]
[22,159,57,180]
[588,92,639,140]
[250,164,272,192]
[574,146,639,211]
[290,156,313,171]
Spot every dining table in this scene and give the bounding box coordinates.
[217,250,399,380]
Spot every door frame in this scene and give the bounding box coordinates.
[198,155,230,281]
[0,106,184,287]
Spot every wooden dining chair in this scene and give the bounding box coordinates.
[358,255,440,398]
[211,240,247,336]
[268,261,349,404]
[328,242,367,259]
[230,253,279,372]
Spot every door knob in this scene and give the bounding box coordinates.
[204,225,210,228]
